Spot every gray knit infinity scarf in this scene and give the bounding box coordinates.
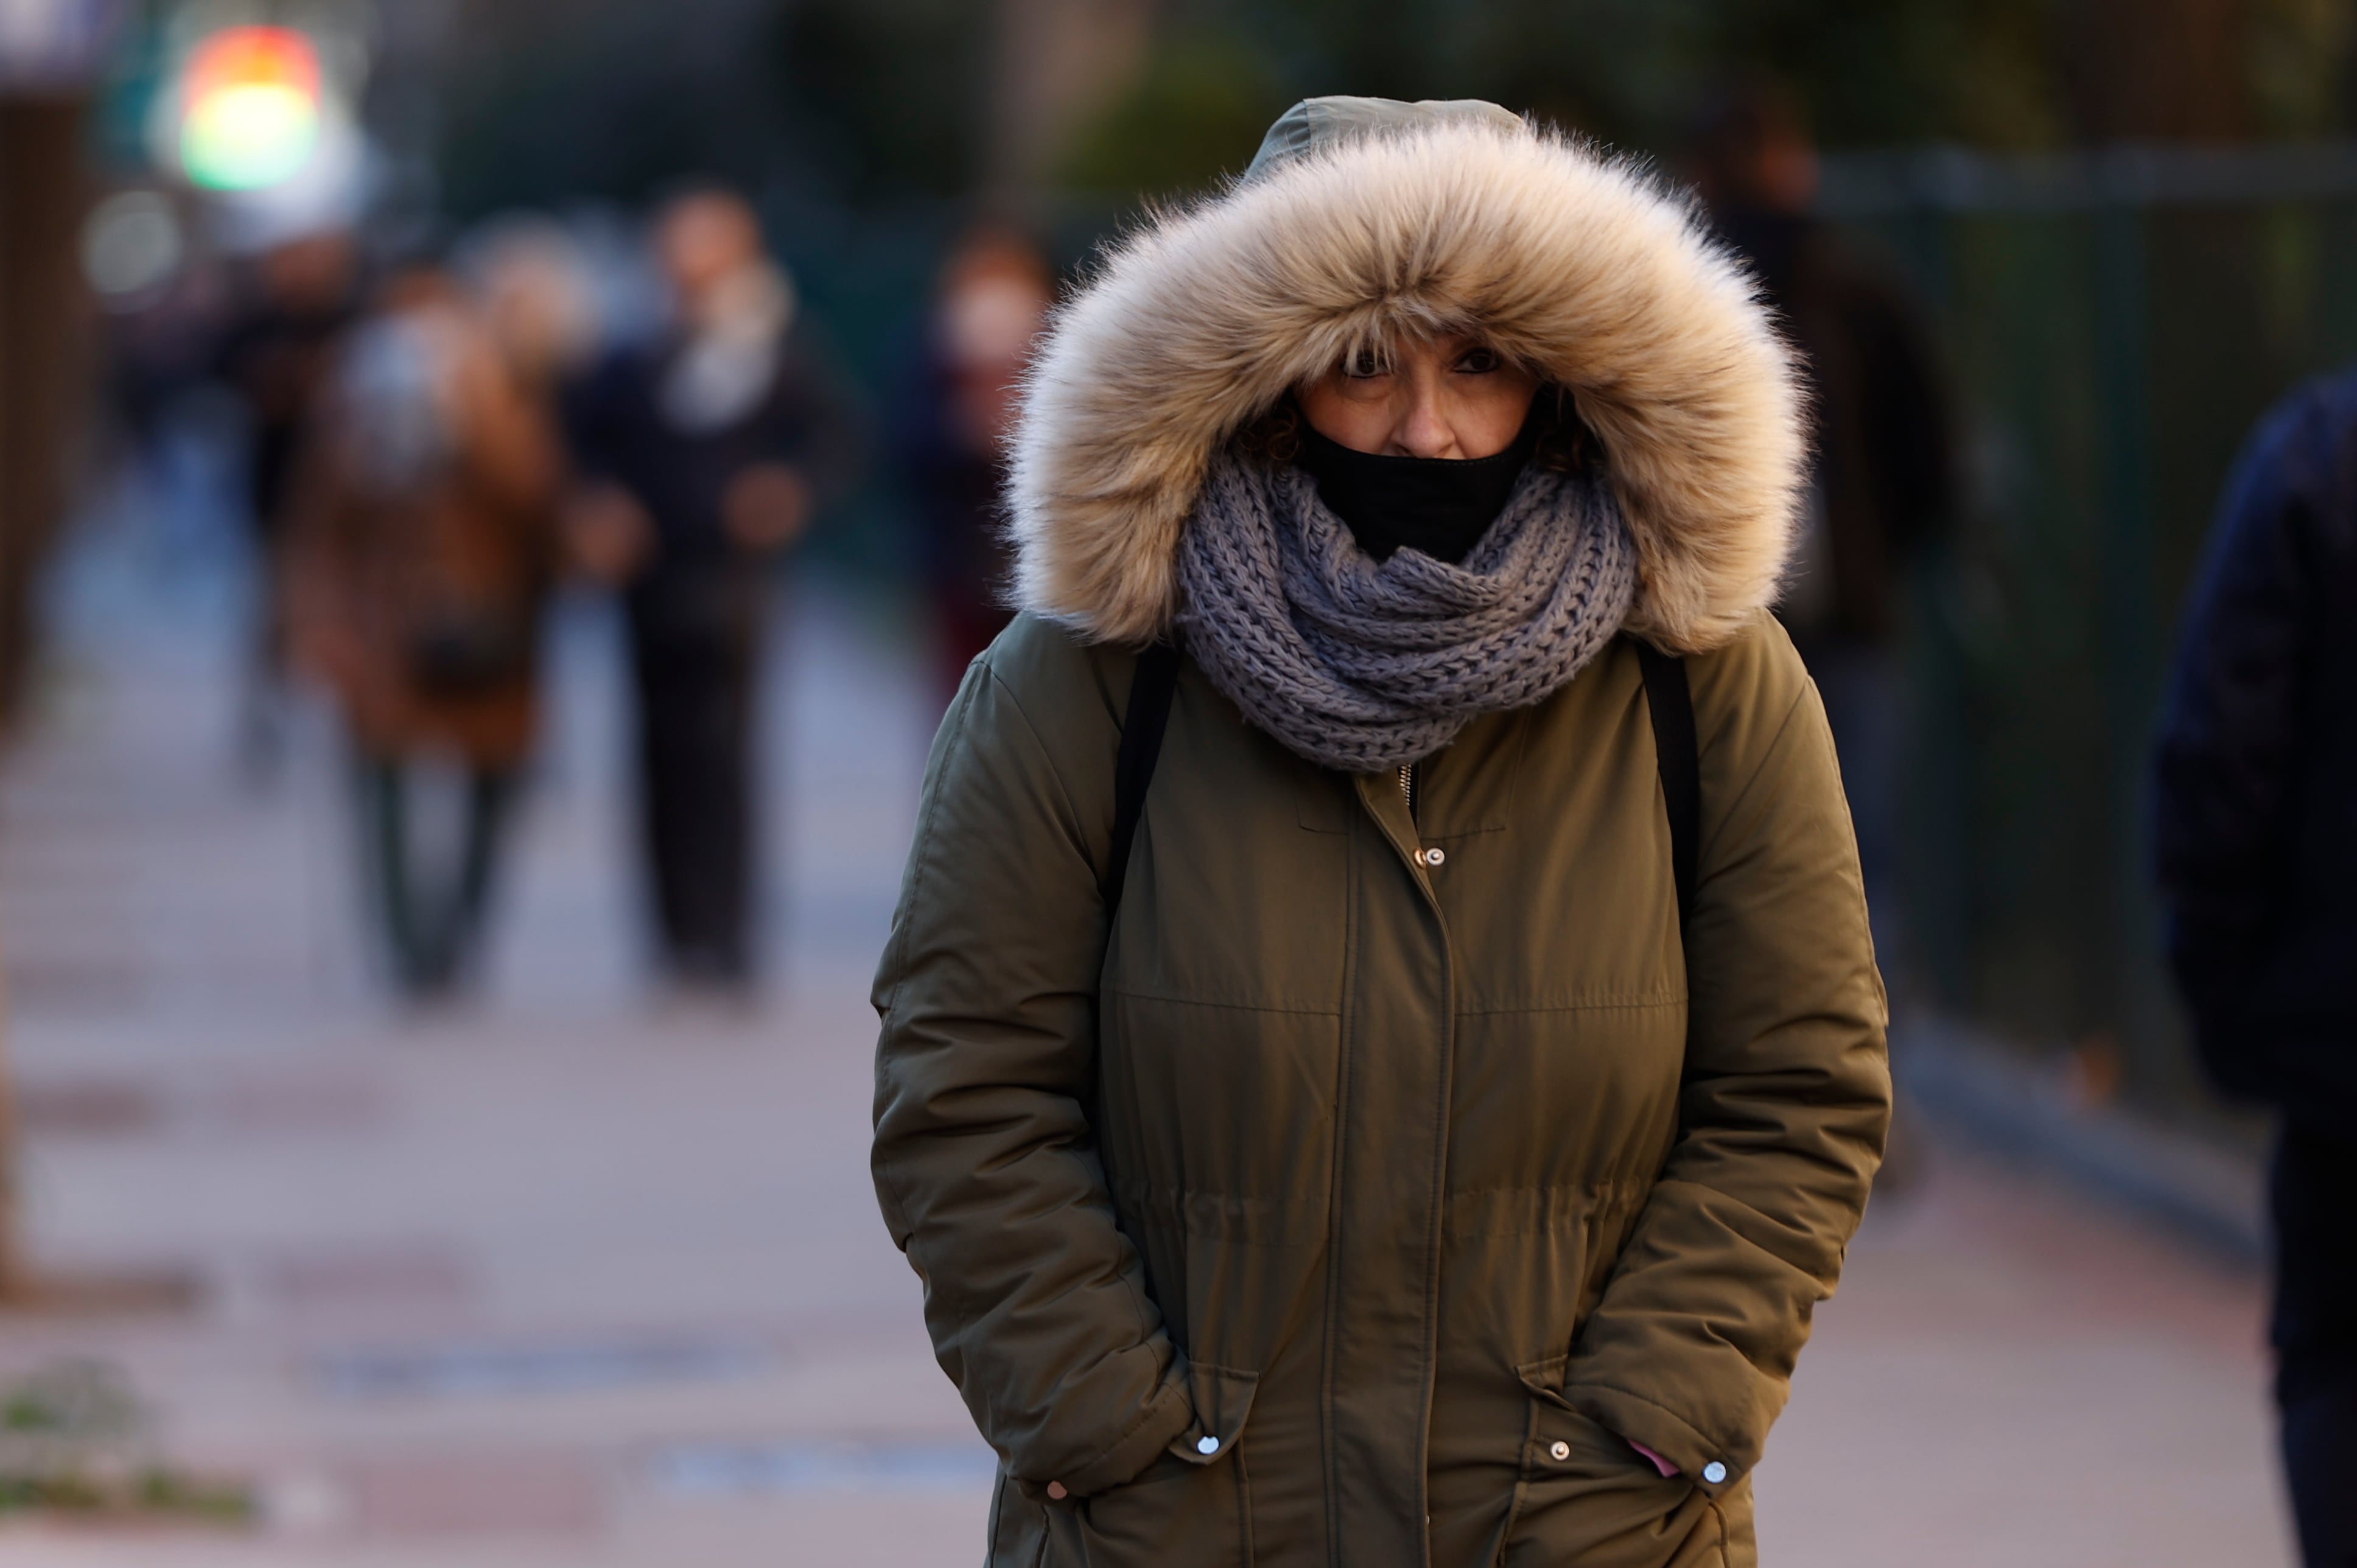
[1176,450,1639,773]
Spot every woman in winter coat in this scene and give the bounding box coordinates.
[872,98,1890,1568]
[285,261,567,997]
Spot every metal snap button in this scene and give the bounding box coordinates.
[1548,1440,1571,1461]
[1423,847,1446,867]
[1702,1461,1728,1484]
[1196,1436,1219,1455]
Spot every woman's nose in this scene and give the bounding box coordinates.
[1393,377,1459,458]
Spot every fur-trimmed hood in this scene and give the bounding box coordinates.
[1006,101,1807,653]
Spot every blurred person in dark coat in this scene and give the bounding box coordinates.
[2156,373,2357,1568]
[1689,83,1954,950]
[564,191,839,992]
[215,228,362,775]
[895,225,1053,701]
[284,259,569,998]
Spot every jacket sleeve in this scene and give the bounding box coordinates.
[2152,390,2325,1100]
[1564,617,1890,1485]
[870,634,1195,1496]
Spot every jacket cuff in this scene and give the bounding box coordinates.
[1566,1382,1746,1497]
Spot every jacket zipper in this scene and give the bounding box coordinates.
[1354,766,1454,1527]
[1343,769,1457,1520]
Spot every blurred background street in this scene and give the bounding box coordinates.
[2,0,2353,1560]
[0,493,2297,1566]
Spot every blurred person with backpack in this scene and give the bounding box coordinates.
[284,257,569,998]
[564,190,842,994]
[871,98,1888,1566]
[2156,374,2357,1568]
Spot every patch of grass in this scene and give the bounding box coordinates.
[0,1362,254,1528]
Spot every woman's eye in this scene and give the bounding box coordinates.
[1457,348,1502,374]
[1345,350,1389,379]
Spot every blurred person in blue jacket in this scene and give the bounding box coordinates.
[2156,373,2357,1568]
[564,191,843,993]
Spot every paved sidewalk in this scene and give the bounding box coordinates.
[0,515,2298,1564]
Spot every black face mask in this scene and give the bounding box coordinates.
[1295,414,1541,566]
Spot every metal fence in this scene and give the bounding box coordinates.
[1821,141,2357,1119]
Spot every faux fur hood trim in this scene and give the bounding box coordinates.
[1006,115,1807,653]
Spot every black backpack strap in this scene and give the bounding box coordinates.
[1633,641,1700,934]
[1101,640,1183,914]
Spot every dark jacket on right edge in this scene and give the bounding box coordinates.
[2156,369,2357,1129]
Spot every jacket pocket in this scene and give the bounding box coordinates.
[1066,1447,1249,1567]
[1059,1362,1258,1568]
[1497,1356,1725,1568]
[988,1468,1049,1567]
[1709,1478,1757,1568]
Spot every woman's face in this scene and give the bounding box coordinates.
[1297,331,1540,459]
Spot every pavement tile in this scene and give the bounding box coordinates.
[256,1243,475,1324]
[15,1079,168,1138]
[331,1449,607,1540]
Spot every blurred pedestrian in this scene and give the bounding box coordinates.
[873,99,1888,1567]
[214,227,362,779]
[94,221,239,576]
[1689,81,1953,961]
[895,223,1053,701]
[563,191,840,993]
[283,260,566,999]
[463,217,601,408]
[97,200,226,472]
[2156,373,2357,1568]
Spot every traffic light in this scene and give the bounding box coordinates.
[176,25,323,191]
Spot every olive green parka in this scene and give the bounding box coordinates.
[873,100,1890,1568]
